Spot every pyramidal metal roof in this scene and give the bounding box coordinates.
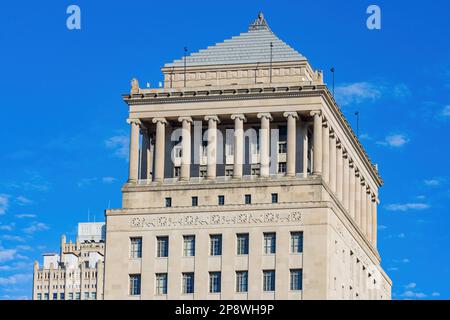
[165,13,305,68]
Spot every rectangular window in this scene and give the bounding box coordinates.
[290,269,303,291]
[91,292,96,300]
[218,195,225,206]
[210,234,222,256]
[278,162,287,174]
[291,232,303,253]
[174,166,181,177]
[200,167,207,178]
[37,293,42,300]
[245,194,252,204]
[263,270,275,292]
[156,236,169,257]
[236,271,248,293]
[263,232,276,254]
[52,293,57,300]
[165,197,172,208]
[278,142,287,154]
[209,272,221,293]
[129,274,141,296]
[75,292,81,300]
[60,293,65,300]
[130,237,142,259]
[271,193,278,203]
[192,196,198,207]
[68,293,73,300]
[44,293,49,300]
[182,273,194,294]
[84,292,89,300]
[156,273,168,295]
[183,235,195,257]
[236,233,249,255]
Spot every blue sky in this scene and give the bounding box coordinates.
[0,0,449,300]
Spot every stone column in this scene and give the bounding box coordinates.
[372,198,378,247]
[360,180,367,235]
[231,114,246,179]
[336,141,343,201]
[127,119,140,182]
[178,117,193,181]
[283,112,298,177]
[349,161,356,220]
[257,113,272,178]
[302,124,308,178]
[140,127,149,180]
[366,191,373,243]
[329,131,337,192]
[311,111,322,174]
[204,115,220,180]
[152,117,167,182]
[343,151,350,210]
[354,171,361,226]
[322,121,330,183]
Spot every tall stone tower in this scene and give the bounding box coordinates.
[103,13,391,300]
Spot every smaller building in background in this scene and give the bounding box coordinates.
[32,222,105,300]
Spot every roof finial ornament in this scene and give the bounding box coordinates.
[249,11,271,32]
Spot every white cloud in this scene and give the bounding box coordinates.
[401,290,427,299]
[22,222,49,234]
[14,214,36,219]
[77,177,98,188]
[385,203,430,212]
[0,273,32,286]
[102,176,117,184]
[15,196,33,206]
[377,134,409,147]
[0,194,9,215]
[431,292,441,297]
[2,235,26,242]
[442,105,450,117]
[424,179,441,187]
[0,223,15,231]
[105,135,129,159]
[335,82,382,106]
[0,248,16,263]
[378,224,387,231]
[405,282,417,289]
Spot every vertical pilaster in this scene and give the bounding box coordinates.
[343,151,350,210]
[283,112,298,177]
[322,121,330,183]
[366,191,373,243]
[231,114,246,179]
[355,171,361,226]
[336,141,343,201]
[360,180,367,235]
[372,198,378,247]
[311,111,323,175]
[302,124,309,178]
[349,161,356,220]
[258,113,272,178]
[329,131,337,192]
[152,117,167,182]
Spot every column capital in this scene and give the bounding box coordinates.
[283,111,299,119]
[309,110,322,117]
[127,118,141,126]
[349,158,355,168]
[204,115,221,123]
[257,112,273,121]
[178,116,193,124]
[152,117,167,125]
[336,139,342,149]
[231,113,247,122]
[343,149,349,158]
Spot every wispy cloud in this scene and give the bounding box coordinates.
[0,223,15,231]
[376,134,409,147]
[15,196,33,206]
[22,222,49,234]
[78,176,118,188]
[102,176,117,184]
[2,235,26,243]
[335,81,410,107]
[0,194,9,215]
[0,273,32,286]
[105,135,129,160]
[14,214,36,219]
[0,247,16,263]
[405,282,416,289]
[424,178,441,187]
[385,203,430,212]
[442,105,450,117]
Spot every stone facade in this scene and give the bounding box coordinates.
[103,13,391,300]
[32,223,105,300]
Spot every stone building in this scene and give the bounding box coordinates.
[103,13,391,300]
[32,222,105,300]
